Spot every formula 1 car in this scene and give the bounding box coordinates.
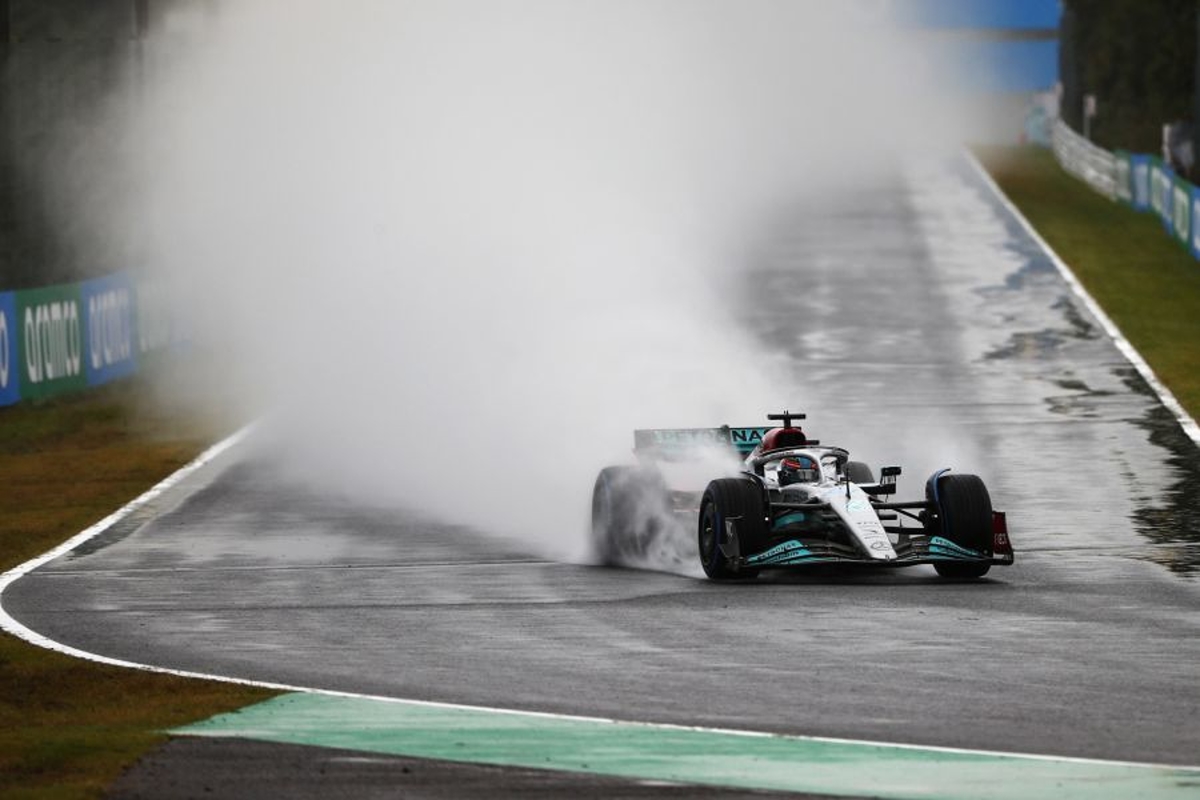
[592,411,1013,580]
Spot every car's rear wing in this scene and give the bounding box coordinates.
[634,426,772,458]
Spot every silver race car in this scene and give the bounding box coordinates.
[592,411,1013,580]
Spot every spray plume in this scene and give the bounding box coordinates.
[73,1,968,560]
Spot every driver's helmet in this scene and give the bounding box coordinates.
[778,456,819,486]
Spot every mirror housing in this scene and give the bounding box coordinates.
[873,466,902,496]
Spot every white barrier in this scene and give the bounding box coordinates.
[1051,119,1117,200]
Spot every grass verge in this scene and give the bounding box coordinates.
[975,145,1200,423]
[0,373,278,799]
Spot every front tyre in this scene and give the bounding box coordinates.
[698,478,767,580]
[927,473,993,579]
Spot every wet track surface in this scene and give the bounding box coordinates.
[7,156,1200,773]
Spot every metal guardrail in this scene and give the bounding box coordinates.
[1051,119,1117,200]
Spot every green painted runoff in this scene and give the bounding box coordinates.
[176,693,1200,800]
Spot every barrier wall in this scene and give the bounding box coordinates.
[1053,120,1200,262]
[0,272,165,408]
[1052,120,1117,199]
[0,292,19,406]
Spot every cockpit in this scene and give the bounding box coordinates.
[757,447,849,488]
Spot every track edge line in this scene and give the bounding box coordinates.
[963,149,1200,446]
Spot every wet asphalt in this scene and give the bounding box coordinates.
[105,738,828,800]
[6,156,1200,793]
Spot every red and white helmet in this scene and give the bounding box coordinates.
[778,456,819,486]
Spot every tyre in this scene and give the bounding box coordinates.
[845,460,875,484]
[698,478,768,580]
[926,473,992,579]
[591,466,667,566]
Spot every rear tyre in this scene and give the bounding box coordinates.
[845,461,875,484]
[698,478,767,580]
[591,466,667,566]
[926,473,993,579]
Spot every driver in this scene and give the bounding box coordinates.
[778,455,819,486]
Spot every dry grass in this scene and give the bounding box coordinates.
[0,373,277,799]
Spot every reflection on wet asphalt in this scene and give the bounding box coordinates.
[738,156,1200,574]
[1126,371,1200,574]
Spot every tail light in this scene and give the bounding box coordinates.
[992,511,1014,561]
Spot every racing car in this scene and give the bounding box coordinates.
[591,411,1013,580]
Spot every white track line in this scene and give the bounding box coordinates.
[966,151,1200,446]
[2,420,1199,773]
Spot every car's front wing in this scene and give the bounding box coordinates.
[741,534,1012,569]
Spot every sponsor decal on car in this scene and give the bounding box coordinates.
[746,539,813,565]
[728,427,769,448]
[648,428,728,446]
[928,536,984,560]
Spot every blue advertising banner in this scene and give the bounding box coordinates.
[1130,154,1151,211]
[81,273,138,387]
[0,291,19,406]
